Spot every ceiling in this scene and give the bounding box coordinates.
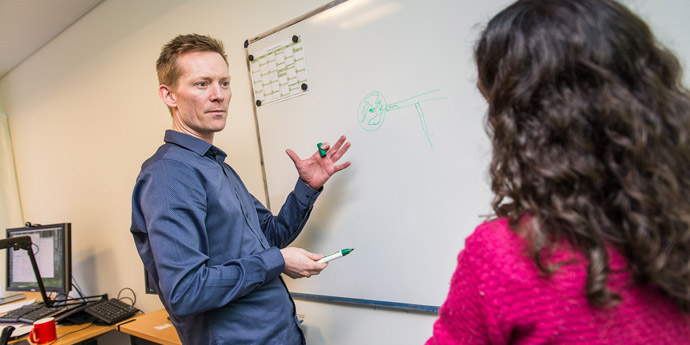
[0,0,103,79]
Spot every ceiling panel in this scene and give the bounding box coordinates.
[0,0,103,78]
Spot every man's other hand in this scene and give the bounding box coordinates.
[280,247,328,279]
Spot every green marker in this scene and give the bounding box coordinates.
[317,142,327,158]
[317,248,354,263]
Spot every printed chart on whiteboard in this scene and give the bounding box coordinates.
[248,34,309,107]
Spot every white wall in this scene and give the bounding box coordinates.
[0,0,688,344]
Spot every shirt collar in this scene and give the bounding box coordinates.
[164,130,227,163]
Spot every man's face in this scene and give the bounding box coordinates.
[169,51,232,141]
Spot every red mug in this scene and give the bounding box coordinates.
[29,317,57,344]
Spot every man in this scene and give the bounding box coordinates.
[130,34,351,345]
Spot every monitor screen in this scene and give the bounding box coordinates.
[6,223,72,295]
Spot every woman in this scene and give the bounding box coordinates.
[428,0,690,343]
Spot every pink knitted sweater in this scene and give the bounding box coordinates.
[427,218,690,345]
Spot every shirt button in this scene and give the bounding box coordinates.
[306,194,311,198]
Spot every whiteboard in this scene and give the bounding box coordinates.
[247,0,507,308]
[244,0,690,309]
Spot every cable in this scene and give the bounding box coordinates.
[119,296,135,305]
[116,287,137,306]
[48,322,95,345]
[53,292,68,304]
[71,277,86,300]
[73,278,83,292]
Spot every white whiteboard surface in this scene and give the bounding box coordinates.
[247,0,690,308]
[247,0,504,308]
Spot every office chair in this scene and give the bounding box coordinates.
[0,326,14,345]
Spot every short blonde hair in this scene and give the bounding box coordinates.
[156,34,228,89]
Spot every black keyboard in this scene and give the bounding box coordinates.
[84,299,138,325]
[0,304,63,323]
[0,304,39,322]
[18,305,63,323]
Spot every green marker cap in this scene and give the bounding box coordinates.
[317,142,327,158]
[342,248,354,256]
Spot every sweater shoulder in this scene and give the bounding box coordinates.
[464,218,531,267]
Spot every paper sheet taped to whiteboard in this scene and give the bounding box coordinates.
[249,34,310,106]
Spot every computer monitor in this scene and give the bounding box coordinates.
[5,223,72,295]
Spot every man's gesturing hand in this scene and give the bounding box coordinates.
[286,135,352,190]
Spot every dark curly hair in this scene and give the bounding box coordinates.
[476,0,690,311]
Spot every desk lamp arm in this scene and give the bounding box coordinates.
[0,236,52,307]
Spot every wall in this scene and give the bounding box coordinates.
[0,112,23,232]
[0,101,23,301]
[0,0,688,344]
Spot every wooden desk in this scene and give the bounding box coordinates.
[5,292,132,345]
[10,322,117,345]
[117,309,181,345]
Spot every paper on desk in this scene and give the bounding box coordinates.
[154,323,173,330]
[0,299,35,315]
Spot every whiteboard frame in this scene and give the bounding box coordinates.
[244,0,348,210]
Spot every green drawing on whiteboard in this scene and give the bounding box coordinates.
[357,89,444,147]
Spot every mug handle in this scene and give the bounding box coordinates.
[29,328,38,343]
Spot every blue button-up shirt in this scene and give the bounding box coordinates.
[131,130,319,345]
